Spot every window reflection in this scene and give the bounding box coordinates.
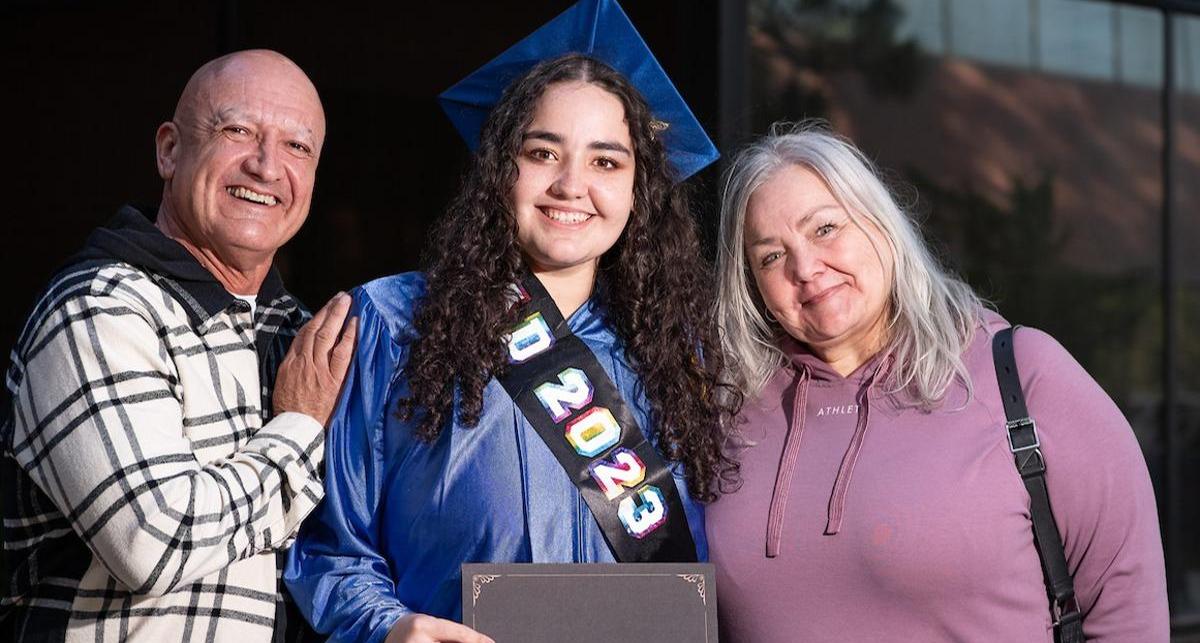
[1174,10,1200,626]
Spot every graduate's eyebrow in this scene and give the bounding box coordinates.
[523,130,631,156]
[589,140,632,155]
[522,130,561,145]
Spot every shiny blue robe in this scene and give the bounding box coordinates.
[284,273,707,643]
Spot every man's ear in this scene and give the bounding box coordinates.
[155,122,180,180]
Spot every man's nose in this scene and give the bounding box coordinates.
[243,141,283,183]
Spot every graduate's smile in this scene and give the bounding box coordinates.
[538,206,595,226]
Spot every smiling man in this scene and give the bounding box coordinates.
[0,50,355,642]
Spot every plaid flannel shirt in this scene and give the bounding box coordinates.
[1,208,325,642]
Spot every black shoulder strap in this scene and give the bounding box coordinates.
[497,274,698,563]
[992,327,1084,643]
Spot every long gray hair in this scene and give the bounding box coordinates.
[717,122,983,407]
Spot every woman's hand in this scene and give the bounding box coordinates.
[385,614,494,643]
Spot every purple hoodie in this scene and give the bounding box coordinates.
[707,311,1168,642]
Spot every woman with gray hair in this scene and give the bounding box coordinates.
[706,123,1168,642]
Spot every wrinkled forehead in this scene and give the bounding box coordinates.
[201,97,324,143]
[179,53,326,142]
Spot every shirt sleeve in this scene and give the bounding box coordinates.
[284,290,411,643]
[8,288,325,597]
[1015,328,1169,641]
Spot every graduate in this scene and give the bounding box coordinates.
[283,2,740,641]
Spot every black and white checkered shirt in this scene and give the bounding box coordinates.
[0,207,325,642]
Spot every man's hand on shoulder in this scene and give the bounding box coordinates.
[273,292,357,426]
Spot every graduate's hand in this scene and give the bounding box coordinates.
[385,614,494,643]
[273,292,357,426]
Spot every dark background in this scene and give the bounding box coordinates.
[1,0,720,350]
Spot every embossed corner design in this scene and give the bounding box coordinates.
[677,573,706,604]
[472,574,500,605]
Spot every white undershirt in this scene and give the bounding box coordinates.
[235,294,257,318]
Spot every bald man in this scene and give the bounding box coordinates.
[1,50,353,641]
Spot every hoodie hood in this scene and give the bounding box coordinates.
[65,204,293,327]
[764,334,891,556]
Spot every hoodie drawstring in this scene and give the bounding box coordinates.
[765,358,890,555]
[824,361,885,535]
[765,367,810,558]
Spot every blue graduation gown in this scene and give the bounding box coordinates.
[283,273,707,643]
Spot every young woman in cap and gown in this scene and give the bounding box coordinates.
[283,2,740,642]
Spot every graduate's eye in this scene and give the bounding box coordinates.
[526,148,558,162]
[593,156,621,170]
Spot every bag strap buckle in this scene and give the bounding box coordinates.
[1006,417,1040,453]
[1052,592,1081,626]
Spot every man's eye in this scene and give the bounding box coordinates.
[288,141,312,155]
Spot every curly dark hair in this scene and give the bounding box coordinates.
[399,54,740,501]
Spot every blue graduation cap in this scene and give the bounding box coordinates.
[438,0,719,181]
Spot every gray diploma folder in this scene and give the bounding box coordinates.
[461,562,718,642]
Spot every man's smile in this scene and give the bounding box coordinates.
[227,185,279,206]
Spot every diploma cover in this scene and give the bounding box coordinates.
[462,563,717,642]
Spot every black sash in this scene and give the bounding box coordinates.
[497,274,698,563]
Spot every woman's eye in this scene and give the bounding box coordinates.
[815,223,836,237]
[594,157,619,170]
[527,148,556,161]
[760,251,782,267]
